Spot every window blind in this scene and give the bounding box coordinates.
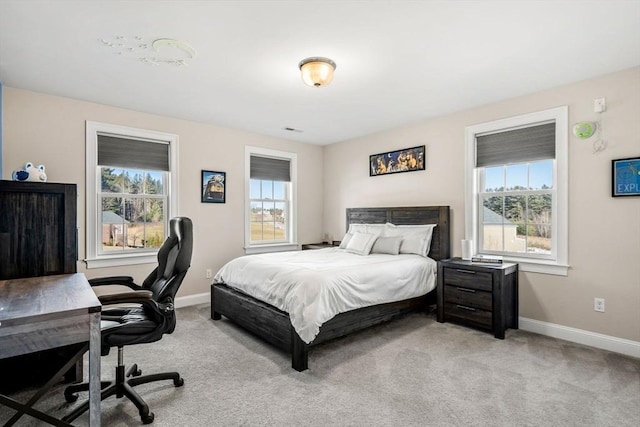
[97,134,169,171]
[250,155,291,182]
[476,122,555,167]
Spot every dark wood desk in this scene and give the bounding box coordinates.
[0,274,101,426]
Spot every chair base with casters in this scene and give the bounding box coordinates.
[62,346,184,425]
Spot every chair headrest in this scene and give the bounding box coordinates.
[152,216,193,286]
[170,217,193,274]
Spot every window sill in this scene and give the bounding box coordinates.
[502,256,569,276]
[84,254,157,269]
[244,243,299,255]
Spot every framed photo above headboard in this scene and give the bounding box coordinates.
[369,145,425,176]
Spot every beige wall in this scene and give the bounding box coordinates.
[2,87,324,299]
[323,67,640,342]
[3,68,639,342]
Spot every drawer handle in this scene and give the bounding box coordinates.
[456,287,476,293]
[455,269,476,274]
[456,305,476,312]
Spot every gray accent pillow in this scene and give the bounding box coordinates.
[371,236,402,255]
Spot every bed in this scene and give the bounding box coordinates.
[211,206,450,371]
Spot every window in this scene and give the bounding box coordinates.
[465,107,568,275]
[86,122,178,268]
[245,146,297,254]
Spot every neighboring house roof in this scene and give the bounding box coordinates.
[483,206,515,226]
[102,211,129,225]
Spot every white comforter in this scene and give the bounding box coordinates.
[213,248,437,344]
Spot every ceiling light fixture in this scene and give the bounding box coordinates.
[299,57,336,88]
[152,38,197,59]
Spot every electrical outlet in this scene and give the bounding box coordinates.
[594,297,605,312]
[205,269,212,279]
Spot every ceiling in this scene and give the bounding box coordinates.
[1,1,639,146]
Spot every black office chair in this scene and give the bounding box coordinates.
[63,217,193,424]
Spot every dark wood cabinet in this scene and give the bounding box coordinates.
[0,180,79,392]
[0,180,77,279]
[437,258,518,339]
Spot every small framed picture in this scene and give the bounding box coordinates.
[202,170,226,203]
[369,145,425,176]
[612,157,640,197]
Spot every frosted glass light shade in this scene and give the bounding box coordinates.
[299,57,336,88]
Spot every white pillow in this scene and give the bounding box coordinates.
[347,223,386,238]
[347,224,367,235]
[345,232,377,255]
[385,223,437,257]
[371,236,402,255]
[338,232,353,249]
[399,238,430,257]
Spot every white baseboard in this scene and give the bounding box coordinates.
[519,317,640,359]
[175,292,210,308]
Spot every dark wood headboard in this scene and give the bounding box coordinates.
[345,206,450,261]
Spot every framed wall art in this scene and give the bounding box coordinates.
[369,145,425,176]
[612,157,640,197]
[202,170,226,203]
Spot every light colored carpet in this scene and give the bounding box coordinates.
[2,304,639,426]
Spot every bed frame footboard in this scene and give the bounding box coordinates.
[212,283,433,371]
[212,283,293,353]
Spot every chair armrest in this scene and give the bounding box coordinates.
[97,289,154,305]
[89,276,141,290]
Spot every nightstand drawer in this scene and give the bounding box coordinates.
[444,303,492,329]
[443,268,492,292]
[444,285,492,311]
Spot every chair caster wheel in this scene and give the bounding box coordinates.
[64,393,79,403]
[142,412,155,424]
[174,378,184,387]
[127,364,142,377]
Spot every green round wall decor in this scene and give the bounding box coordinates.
[572,121,597,139]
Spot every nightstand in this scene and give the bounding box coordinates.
[437,257,519,339]
[301,242,336,250]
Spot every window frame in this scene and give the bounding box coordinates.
[464,106,569,275]
[245,146,298,254]
[85,121,179,268]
